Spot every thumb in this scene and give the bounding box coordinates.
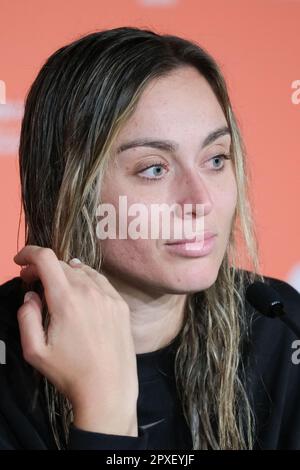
[17,291,47,367]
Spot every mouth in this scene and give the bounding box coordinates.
[165,231,217,245]
[164,232,217,258]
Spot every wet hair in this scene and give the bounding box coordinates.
[19,26,262,449]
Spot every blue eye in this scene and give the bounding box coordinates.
[210,154,231,170]
[137,154,231,182]
[138,163,168,180]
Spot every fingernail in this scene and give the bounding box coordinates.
[69,258,82,265]
[24,292,34,303]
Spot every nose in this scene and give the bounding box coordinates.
[174,168,213,218]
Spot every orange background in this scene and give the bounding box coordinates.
[0,0,299,286]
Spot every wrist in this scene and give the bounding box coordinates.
[72,402,138,437]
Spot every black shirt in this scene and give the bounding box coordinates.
[0,272,300,450]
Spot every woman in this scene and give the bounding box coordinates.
[0,26,300,450]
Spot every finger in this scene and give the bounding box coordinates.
[17,291,47,368]
[67,258,105,288]
[67,259,101,285]
[67,258,121,299]
[19,259,73,285]
[68,258,82,267]
[14,246,69,298]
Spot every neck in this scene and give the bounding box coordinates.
[103,272,187,354]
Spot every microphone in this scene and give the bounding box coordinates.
[246,281,300,339]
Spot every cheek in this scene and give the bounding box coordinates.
[226,182,238,220]
[101,237,158,275]
[213,175,237,239]
[220,171,238,217]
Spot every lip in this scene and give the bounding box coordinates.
[165,231,217,245]
[164,232,217,258]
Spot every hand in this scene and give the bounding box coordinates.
[14,245,138,436]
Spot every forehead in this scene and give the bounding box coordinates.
[114,66,228,146]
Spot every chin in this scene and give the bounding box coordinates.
[162,265,220,294]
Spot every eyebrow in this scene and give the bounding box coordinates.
[116,126,231,154]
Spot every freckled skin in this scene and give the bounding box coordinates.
[100,66,237,296]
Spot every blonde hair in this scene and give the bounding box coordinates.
[19,26,263,449]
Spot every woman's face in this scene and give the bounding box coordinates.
[100,66,237,294]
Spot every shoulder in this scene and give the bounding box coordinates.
[0,275,32,404]
[0,275,28,373]
[261,273,300,313]
[0,274,44,399]
[0,276,25,342]
[0,277,56,449]
[238,268,300,389]
[242,268,300,312]
[235,268,300,354]
[235,267,300,302]
[237,270,300,448]
[238,268,300,337]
